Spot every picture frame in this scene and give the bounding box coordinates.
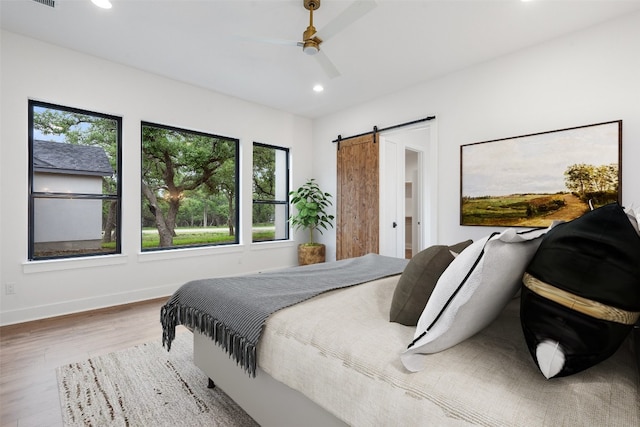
[460,120,622,227]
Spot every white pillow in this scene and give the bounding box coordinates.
[401,227,550,372]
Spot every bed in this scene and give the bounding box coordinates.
[162,204,640,426]
[191,274,639,426]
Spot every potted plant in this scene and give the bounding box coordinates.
[289,178,335,265]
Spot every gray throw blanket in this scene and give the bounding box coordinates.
[161,253,409,377]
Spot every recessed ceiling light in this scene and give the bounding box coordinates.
[91,0,112,9]
[313,84,324,93]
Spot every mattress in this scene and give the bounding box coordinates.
[257,275,640,426]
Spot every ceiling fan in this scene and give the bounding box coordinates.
[252,0,377,79]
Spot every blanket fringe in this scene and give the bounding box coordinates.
[161,303,257,377]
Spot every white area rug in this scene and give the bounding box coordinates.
[56,333,258,427]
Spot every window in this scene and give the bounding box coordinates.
[141,122,239,251]
[28,101,122,260]
[252,143,289,242]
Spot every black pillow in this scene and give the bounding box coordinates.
[521,203,640,378]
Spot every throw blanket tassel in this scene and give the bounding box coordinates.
[160,304,176,350]
[161,303,258,376]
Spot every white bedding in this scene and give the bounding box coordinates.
[257,275,639,426]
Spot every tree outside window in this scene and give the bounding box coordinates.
[252,143,289,242]
[28,101,122,260]
[141,122,239,250]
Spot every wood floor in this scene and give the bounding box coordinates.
[0,297,181,427]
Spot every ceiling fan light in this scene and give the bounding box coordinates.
[303,44,319,55]
[303,39,320,55]
[91,0,112,8]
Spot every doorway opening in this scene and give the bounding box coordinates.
[404,148,419,258]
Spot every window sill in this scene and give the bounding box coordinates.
[23,253,129,274]
[250,240,296,250]
[137,244,245,262]
[21,241,298,272]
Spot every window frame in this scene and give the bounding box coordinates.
[140,121,240,252]
[28,100,123,261]
[252,142,290,243]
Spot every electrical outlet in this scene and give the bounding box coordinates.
[5,283,16,295]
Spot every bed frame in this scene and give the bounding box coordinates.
[191,293,640,426]
[193,331,347,427]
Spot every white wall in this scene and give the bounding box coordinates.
[0,31,312,325]
[312,11,640,261]
[3,11,640,325]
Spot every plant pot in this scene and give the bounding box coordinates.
[298,243,326,266]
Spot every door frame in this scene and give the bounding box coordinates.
[379,119,438,256]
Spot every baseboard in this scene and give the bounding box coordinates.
[0,284,178,326]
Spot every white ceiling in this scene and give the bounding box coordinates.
[3,0,640,118]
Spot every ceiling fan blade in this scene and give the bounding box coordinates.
[315,51,341,79]
[316,0,377,42]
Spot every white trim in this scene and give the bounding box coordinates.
[137,244,244,262]
[23,253,128,274]
[250,239,296,251]
[0,284,175,326]
[426,118,439,246]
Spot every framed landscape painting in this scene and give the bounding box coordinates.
[460,120,622,227]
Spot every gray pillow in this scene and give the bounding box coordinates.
[390,240,472,326]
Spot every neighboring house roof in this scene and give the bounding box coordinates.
[33,140,113,176]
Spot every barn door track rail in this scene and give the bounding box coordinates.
[333,116,435,149]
